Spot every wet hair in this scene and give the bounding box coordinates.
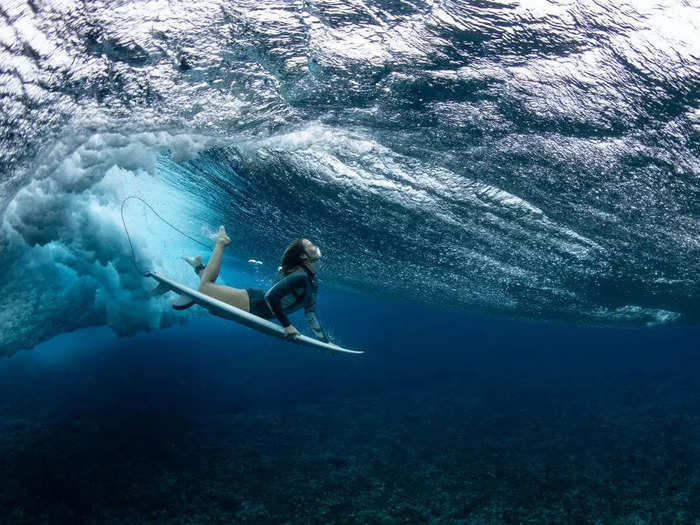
[280,238,309,275]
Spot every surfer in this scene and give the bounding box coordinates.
[183,226,329,342]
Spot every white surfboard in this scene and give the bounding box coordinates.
[147,272,364,355]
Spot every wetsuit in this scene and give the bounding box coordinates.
[246,267,329,342]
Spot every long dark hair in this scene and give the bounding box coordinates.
[280,238,309,276]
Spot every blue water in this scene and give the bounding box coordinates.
[2,274,699,522]
[1,0,699,521]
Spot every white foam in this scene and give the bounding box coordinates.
[590,305,682,327]
[0,131,215,356]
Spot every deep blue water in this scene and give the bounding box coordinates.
[2,274,700,522]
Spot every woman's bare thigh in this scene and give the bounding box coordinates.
[198,282,250,311]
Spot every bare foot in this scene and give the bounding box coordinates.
[183,255,204,276]
[210,225,230,246]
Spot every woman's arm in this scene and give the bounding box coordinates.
[305,312,330,343]
[264,272,306,328]
[302,276,330,343]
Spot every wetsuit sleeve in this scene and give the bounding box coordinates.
[264,272,306,327]
[305,312,330,343]
[303,279,330,343]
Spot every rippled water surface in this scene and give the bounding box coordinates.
[0,0,698,353]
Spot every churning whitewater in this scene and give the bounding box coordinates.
[0,0,698,354]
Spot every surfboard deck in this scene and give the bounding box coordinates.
[147,272,364,355]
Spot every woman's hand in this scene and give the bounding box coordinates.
[284,325,300,338]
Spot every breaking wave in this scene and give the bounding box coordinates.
[0,0,698,354]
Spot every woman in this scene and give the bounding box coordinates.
[184,226,329,342]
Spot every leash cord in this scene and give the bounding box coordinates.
[120,195,210,277]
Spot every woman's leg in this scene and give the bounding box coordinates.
[198,226,250,311]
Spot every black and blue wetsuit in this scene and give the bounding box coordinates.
[246,267,329,342]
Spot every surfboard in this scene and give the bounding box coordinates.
[147,272,364,355]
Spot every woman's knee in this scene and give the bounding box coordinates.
[198,281,213,295]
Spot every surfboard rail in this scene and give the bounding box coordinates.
[147,272,364,355]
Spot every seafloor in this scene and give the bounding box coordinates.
[2,364,699,524]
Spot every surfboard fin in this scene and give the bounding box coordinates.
[149,282,170,297]
[171,294,196,310]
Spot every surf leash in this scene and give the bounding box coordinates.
[120,195,211,277]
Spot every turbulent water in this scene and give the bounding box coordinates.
[0,0,698,355]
